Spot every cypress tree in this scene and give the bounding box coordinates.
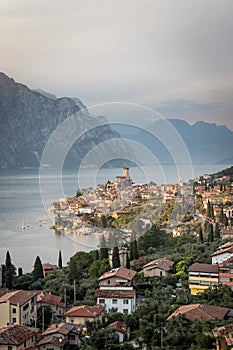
[58,250,62,269]
[219,205,224,223]
[223,214,229,227]
[130,232,139,260]
[112,247,120,268]
[94,250,99,261]
[214,222,221,239]
[211,204,215,220]
[126,252,130,269]
[33,256,44,280]
[206,200,211,218]
[5,251,14,289]
[204,221,208,232]
[199,227,204,243]
[207,223,214,242]
[100,235,109,260]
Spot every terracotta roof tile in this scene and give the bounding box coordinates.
[64,305,104,318]
[187,263,219,274]
[37,292,65,308]
[95,289,136,299]
[99,267,136,281]
[142,258,174,271]
[37,336,67,347]
[41,323,83,337]
[0,325,37,345]
[108,321,130,334]
[167,304,230,321]
[0,290,35,306]
[42,263,58,270]
[212,245,233,257]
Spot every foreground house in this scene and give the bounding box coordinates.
[141,258,174,277]
[37,292,65,317]
[108,321,130,343]
[95,288,136,315]
[187,263,219,295]
[167,304,233,322]
[95,267,137,314]
[0,324,37,350]
[37,323,84,350]
[0,290,37,327]
[98,267,136,287]
[64,305,104,324]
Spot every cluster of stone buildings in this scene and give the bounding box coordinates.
[194,173,233,219]
[0,265,139,349]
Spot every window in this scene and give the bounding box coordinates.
[99,299,105,304]
[12,308,16,314]
[23,303,29,311]
[8,346,12,350]
[220,277,230,282]
[123,309,128,314]
[12,318,16,323]
[112,299,117,304]
[68,334,75,341]
[123,299,128,304]
[24,341,26,348]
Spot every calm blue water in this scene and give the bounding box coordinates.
[0,163,228,272]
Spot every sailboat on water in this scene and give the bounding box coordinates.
[26,217,30,228]
[22,219,26,231]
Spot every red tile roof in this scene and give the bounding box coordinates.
[167,304,230,321]
[95,289,136,299]
[0,325,37,345]
[37,292,65,308]
[0,290,35,306]
[142,258,174,271]
[187,263,219,273]
[64,305,104,318]
[108,321,130,334]
[41,323,83,337]
[99,267,136,282]
[212,245,233,257]
[37,336,67,347]
[42,263,58,270]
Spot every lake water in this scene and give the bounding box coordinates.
[0,163,228,272]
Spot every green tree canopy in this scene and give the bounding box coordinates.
[33,256,44,281]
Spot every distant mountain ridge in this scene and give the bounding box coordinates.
[112,118,233,164]
[1,72,232,168]
[0,72,130,169]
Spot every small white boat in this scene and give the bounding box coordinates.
[26,218,30,228]
[22,219,26,231]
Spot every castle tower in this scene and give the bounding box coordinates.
[123,166,129,179]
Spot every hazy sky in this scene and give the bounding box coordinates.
[1,0,233,129]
